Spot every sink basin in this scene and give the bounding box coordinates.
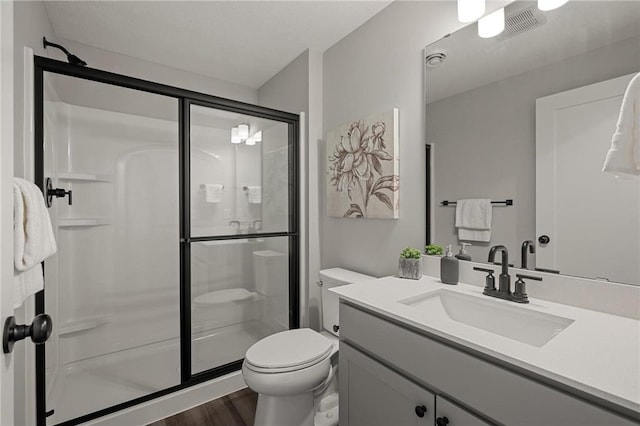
[400,289,574,347]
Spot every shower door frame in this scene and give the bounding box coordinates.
[33,56,300,426]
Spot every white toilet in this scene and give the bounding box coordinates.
[242,268,374,426]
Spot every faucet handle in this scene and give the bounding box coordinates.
[513,274,543,303]
[473,267,496,293]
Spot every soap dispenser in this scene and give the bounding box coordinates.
[455,243,472,261]
[440,245,459,285]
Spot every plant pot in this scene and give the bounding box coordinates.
[398,257,423,280]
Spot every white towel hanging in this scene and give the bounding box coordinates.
[13,178,57,308]
[201,183,224,203]
[246,186,262,204]
[455,199,492,242]
[602,73,640,176]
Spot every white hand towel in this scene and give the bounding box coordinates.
[455,199,492,242]
[602,73,640,176]
[13,178,57,308]
[246,186,262,204]
[204,184,224,203]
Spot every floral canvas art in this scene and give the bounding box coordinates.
[326,108,399,219]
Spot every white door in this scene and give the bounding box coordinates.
[0,1,16,424]
[536,73,640,284]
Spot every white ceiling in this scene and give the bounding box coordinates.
[425,0,640,103]
[43,1,393,89]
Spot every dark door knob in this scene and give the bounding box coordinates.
[414,405,427,418]
[538,235,550,244]
[3,314,52,354]
[436,417,449,426]
[332,324,339,332]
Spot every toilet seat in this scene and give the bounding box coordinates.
[245,329,333,373]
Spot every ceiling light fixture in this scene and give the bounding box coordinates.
[478,7,505,38]
[537,0,569,11]
[231,124,261,145]
[238,124,249,140]
[458,0,485,23]
[231,127,242,144]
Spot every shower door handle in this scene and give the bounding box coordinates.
[45,177,73,207]
[3,314,52,354]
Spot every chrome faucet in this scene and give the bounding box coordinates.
[521,240,535,269]
[487,245,510,295]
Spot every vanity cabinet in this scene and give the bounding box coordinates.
[339,301,637,426]
[340,342,490,426]
[340,343,435,425]
[435,397,492,426]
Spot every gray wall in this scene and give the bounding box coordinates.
[322,1,467,277]
[258,49,324,330]
[427,36,640,263]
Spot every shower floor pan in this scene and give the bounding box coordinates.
[46,320,274,424]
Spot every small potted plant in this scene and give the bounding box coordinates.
[425,244,444,256]
[398,247,423,280]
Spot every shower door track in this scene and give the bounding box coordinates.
[33,56,300,426]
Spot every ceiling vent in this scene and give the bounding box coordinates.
[497,6,547,41]
[425,50,447,67]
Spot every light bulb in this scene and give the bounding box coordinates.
[238,124,249,140]
[253,131,262,142]
[458,0,485,23]
[245,137,256,146]
[231,127,241,144]
[478,7,504,38]
[538,0,569,11]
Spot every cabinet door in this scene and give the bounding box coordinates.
[436,396,493,426]
[340,342,434,426]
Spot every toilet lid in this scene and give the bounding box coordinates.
[245,329,333,371]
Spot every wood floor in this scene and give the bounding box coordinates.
[148,388,258,426]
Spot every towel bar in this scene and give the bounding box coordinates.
[441,199,513,206]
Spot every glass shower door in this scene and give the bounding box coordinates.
[35,56,299,425]
[41,72,180,424]
[188,103,295,374]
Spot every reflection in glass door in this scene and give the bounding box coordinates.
[188,104,294,374]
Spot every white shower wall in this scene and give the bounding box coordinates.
[43,100,180,369]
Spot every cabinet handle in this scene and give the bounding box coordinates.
[332,324,339,332]
[436,417,449,426]
[414,405,427,418]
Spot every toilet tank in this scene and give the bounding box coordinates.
[319,268,374,337]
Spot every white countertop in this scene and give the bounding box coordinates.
[331,275,640,414]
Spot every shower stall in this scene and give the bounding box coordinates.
[34,57,299,425]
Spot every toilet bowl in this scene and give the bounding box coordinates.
[242,268,373,426]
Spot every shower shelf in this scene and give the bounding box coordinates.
[58,218,110,227]
[59,318,109,336]
[57,172,112,182]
